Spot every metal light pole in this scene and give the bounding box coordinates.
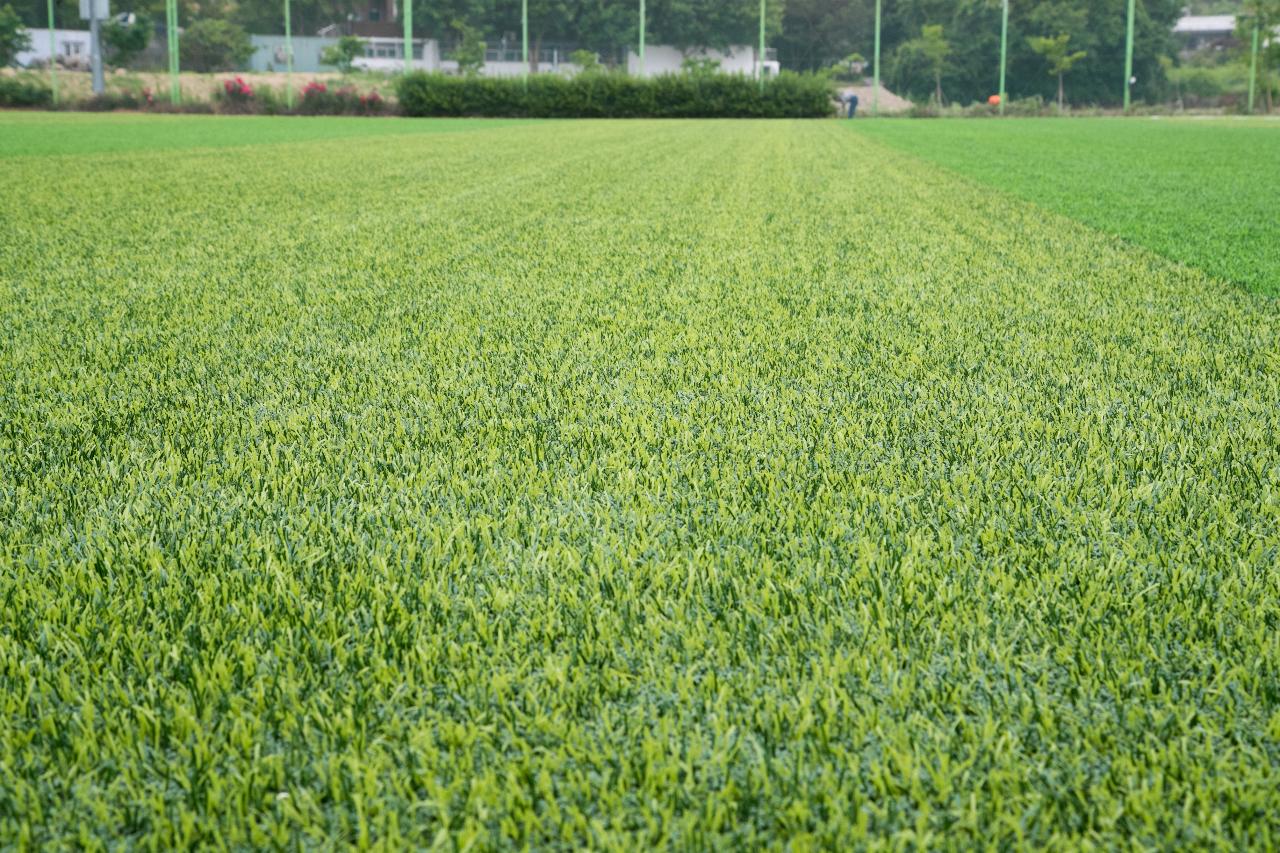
[638,0,645,76]
[284,0,294,107]
[873,0,881,115]
[758,0,765,89]
[166,0,179,104]
[522,0,529,78]
[998,0,1009,115]
[1123,0,1135,111]
[88,0,104,95]
[403,0,412,73]
[1248,21,1259,114]
[46,0,58,104]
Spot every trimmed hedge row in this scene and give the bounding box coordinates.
[0,76,54,108]
[394,71,834,118]
[1,71,833,118]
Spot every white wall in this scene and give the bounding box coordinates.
[351,37,440,72]
[17,31,774,79]
[627,45,760,77]
[16,29,92,67]
[437,59,582,77]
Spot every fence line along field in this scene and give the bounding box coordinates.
[1,115,1278,848]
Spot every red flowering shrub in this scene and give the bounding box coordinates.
[218,76,255,112]
[358,89,384,114]
[295,80,385,115]
[224,76,253,98]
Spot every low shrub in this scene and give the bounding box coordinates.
[218,74,256,112]
[210,78,387,116]
[394,71,833,118]
[213,75,284,114]
[295,80,387,115]
[80,91,144,111]
[904,95,1058,118]
[0,74,53,108]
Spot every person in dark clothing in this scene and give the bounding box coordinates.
[846,93,859,118]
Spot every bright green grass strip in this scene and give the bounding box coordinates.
[0,111,536,158]
[1,117,1279,848]
[851,117,1280,296]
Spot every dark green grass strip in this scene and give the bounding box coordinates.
[0,112,537,158]
[850,117,1280,296]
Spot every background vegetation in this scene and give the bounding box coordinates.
[11,0,1275,106]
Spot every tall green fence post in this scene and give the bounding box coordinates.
[1123,0,1136,111]
[403,0,412,73]
[284,0,294,108]
[167,0,180,105]
[998,0,1009,115]
[1247,21,1259,114]
[522,0,529,80]
[638,0,645,76]
[46,0,57,104]
[873,0,881,115]
[758,0,765,90]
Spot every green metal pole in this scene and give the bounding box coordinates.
[403,0,412,73]
[46,0,57,104]
[522,0,528,78]
[284,0,294,108]
[758,0,765,90]
[1248,21,1259,114]
[164,0,171,100]
[1123,0,1135,111]
[168,0,180,105]
[638,0,645,76]
[873,0,880,115]
[998,0,1009,115]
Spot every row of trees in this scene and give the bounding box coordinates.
[8,0,1277,106]
[869,0,1182,106]
[794,0,1278,109]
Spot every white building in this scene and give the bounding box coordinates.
[627,44,778,78]
[18,28,778,79]
[15,28,92,68]
[1173,14,1238,53]
[1173,14,1280,57]
[250,35,587,75]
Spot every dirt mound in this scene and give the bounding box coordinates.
[836,83,913,115]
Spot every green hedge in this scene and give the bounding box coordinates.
[394,71,834,118]
[0,76,54,108]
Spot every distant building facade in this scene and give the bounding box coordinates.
[248,35,773,78]
[15,28,92,67]
[626,45,778,78]
[1173,15,1239,54]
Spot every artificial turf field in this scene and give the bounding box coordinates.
[1,113,1278,847]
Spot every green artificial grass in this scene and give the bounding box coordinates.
[851,117,1280,296]
[1,115,1278,848]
